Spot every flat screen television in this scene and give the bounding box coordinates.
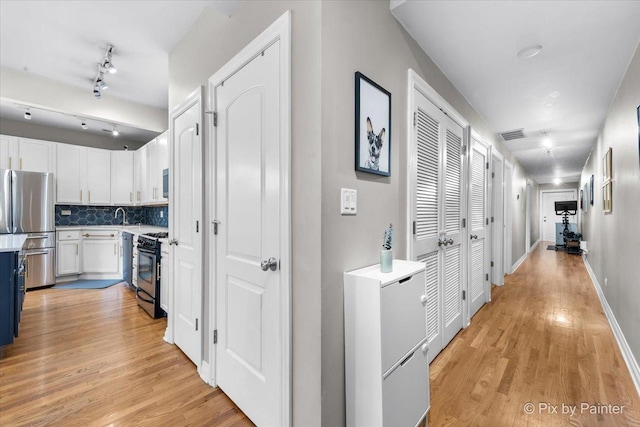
[555,200,577,212]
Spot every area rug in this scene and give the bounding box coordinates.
[54,279,124,289]
[547,245,557,250]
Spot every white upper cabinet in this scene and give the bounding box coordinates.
[56,144,85,204]
[86,148,111,205]
[17,138,56,173]
[56,144,111,205]
[137,131,168,205]
[110,150,134,205]
[0,135,18,169]
[136,144,149,204]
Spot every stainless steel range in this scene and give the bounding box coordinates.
[136,232,168,318]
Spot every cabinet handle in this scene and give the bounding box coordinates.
[80,190,83,202]
[157,263,161,280]
[130,192,133,202]
[88,190,91,202]
[9,157,12,169]
[20,158,23,170]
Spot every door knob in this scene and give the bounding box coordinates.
[470,234,477,240]
[438,238,445,247]
[261,257,278,271]
[168,238,178,246]
[447,238,454,245]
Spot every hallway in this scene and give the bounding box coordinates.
[428,243,640,426]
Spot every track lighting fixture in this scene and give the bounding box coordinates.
[92,44,117,98]
[81,120,88,130]
[24,108,31,120]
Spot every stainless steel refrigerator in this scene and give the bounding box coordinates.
[1,169,55,289]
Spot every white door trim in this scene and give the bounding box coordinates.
[406,69,469,259]
[206,10,291,426]
[166,86,204,347]
[525,179,531,253]
[503,159,513,274]
[490,149,504,286]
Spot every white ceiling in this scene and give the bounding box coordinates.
[0,0,243,140]
[391,1,640,184]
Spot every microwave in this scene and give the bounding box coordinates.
[162,168,169,198]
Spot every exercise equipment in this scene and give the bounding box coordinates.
[554,200,582,254]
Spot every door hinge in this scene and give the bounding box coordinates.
[195,318,198,331]
[486,218,489,225]
[196,123,199,136]
[412,220,417,235]
[486,162,489,170]
[196,220,199,233]
[486,273,489,281]
[491,216,494,223]
[413,111,417,128]
[461,145,467,156]
[492,172,495,178]
[213,220,219,235]
[462,218,466,228]
[213,112,218,127]
[462,290,466,300]
[491,261,494,267]
[213,329,218,344]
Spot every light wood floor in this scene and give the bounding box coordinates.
[0,283,253,427]
[428,243,640,426]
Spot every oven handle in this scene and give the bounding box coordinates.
[137,247,157,255]
[136,288,155,304]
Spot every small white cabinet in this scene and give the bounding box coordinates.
[139,131,168,204]
[0,135,18,169]
[344,260,429,427]
[56,230,81,275]
[56,144,111,205]
[17,138,56,173]
[85,148,111,205]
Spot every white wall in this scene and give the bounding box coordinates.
[168,2,322,426]
[580,43,640,365]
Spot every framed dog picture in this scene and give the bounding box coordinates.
[355,72,391,176]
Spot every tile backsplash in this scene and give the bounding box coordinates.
[55,205,168,228]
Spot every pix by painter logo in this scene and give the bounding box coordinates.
[523,401,626,416]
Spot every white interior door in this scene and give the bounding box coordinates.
[468,136,489,319]
[214,40,285,426]
[410,87,465,363]
[542,190,577,242]
[171,91,203,366]
[504,161,513,274]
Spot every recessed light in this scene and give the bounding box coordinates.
[112,126,119,137]
[542,138,552,148]
[517,44,542,58]
[549,91,560,98]
[553,177,561,185]
[544,102,554,108]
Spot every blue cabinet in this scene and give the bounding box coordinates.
[1,251,23,348]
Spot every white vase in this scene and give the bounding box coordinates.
[380,249,392,273]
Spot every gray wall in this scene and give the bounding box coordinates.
[580,44,640,366]
[320,1,534,425]
[0,118,143,150]
[168,2,322,425]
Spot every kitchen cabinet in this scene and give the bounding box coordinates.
[16,138,56,173]
[160,244,169,313]
[111,151,134,205]
[56,144,111,205]
[0,251,23,347]
[344,260,429,427]
[138,132,168,205]
[81,231,120,274]
[56,230,81,276]
[0,135,18,169]
[135,145,149,204]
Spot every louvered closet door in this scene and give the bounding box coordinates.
[441,117,464,348]
[468,136,489,319]
[412,92,443,363]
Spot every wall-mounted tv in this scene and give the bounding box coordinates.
[555,200,578,212]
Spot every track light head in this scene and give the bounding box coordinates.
[81,120,88,130]
[93,87,102,99]
[104,45,117,73]
[96,77,108,90]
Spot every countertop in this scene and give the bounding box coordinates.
[56,225,168,235]
[0,234,28,253]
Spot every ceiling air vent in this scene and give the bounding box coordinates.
[498,129,526,141]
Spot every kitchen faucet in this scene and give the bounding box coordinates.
[115,207,127,226]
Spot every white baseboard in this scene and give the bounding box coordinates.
[163,327,173,344]
[511,253,527,273]
[530,238,541,252]
[198,360,214,386]
[583,255,640,397]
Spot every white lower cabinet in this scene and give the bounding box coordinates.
[56,231,81,275]
[344,260,429,427]
[82,238,120,274]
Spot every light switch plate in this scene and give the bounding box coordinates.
[341,188,357,215]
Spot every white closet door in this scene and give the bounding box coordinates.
[413,92,443,362]
[441,119,464,347]
[468,136,490,319]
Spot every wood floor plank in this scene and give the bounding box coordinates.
[0,283,253,427]
[428,243,640,426]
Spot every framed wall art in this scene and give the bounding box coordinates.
[602,147,613,213]
[637,105,639,173]
[590,174,594,205]
[355,71,391,176]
